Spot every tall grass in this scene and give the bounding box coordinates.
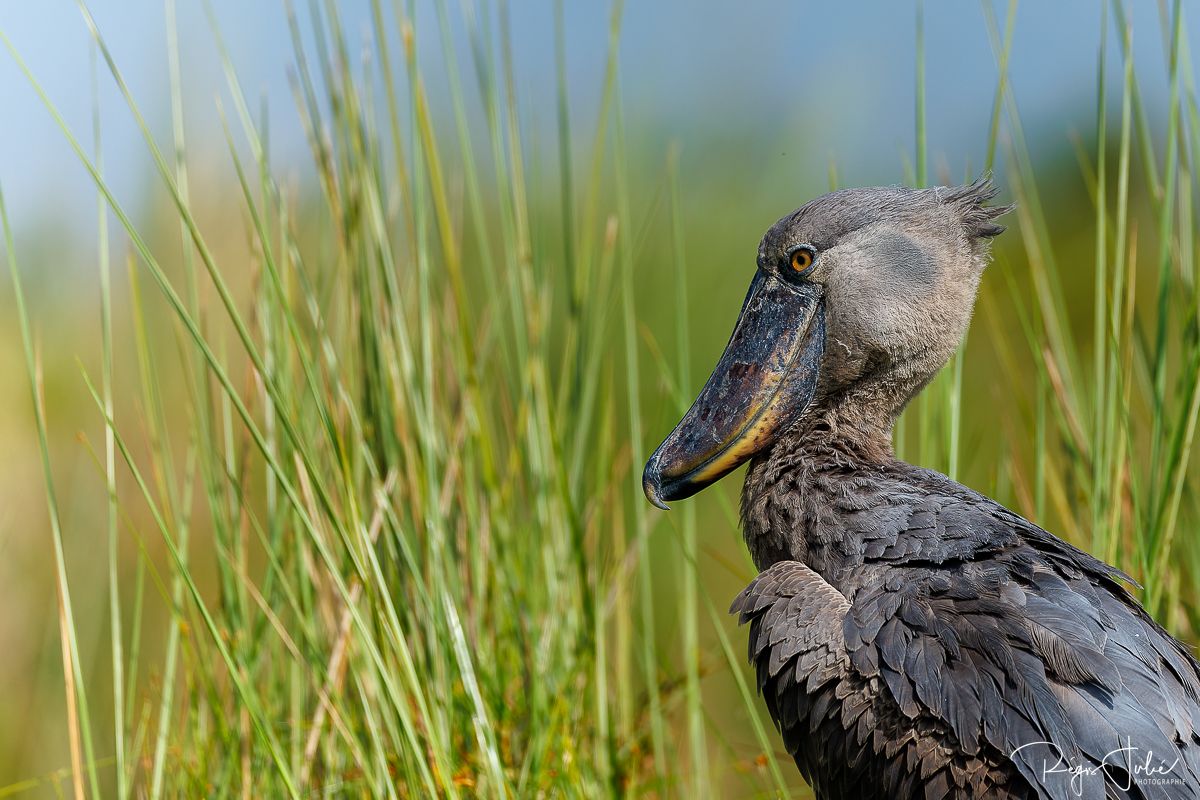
[1,0,1199,797]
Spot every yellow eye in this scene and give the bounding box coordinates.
[790,248,814,273]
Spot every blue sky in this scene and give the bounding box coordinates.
[0,1,1189,230]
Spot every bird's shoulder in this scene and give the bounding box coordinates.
[834,460,1121,581]
[831,460,1200,798]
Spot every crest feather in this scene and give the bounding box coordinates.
[938,175,1014,239]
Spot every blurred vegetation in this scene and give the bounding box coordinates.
[1,0,1200,797]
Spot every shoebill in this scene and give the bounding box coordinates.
[643,179,1200,799]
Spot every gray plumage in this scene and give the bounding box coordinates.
[647,178,1200,798]
[736,180,1200,798]
[734,460,1200,798]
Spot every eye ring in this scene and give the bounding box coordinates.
[788,245,816,276]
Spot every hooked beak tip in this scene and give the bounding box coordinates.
[642,457,671,511]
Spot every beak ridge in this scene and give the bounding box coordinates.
[642,271,825,507]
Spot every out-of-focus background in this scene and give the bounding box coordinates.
[2,1,1198,796]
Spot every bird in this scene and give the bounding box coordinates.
[641,178,1200,799]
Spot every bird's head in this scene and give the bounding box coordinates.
[642,178,1011,509]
